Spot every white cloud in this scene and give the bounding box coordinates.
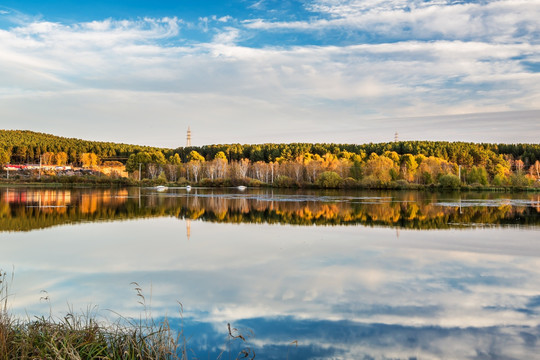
[212,27,241,44]
[247,0,540,44]
[0,9,538,145]
[215,15,232,23]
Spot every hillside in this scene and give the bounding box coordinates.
[0,130,170,164]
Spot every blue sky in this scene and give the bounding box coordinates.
[0,0,539,147]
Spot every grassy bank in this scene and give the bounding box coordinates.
[0,276,184,360]
[1,174,539,192]
[0,272,257,360]
[0,312,183,360]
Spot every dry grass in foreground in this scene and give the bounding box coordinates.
[0,273,255,360]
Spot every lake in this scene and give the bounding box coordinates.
[1,186,540,359]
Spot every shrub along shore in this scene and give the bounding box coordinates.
[1,173,539,192]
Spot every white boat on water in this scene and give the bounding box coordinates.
[236,185,247,191]
[186,185,192,191]
[155,185,167,192]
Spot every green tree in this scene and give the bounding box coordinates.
[492,174,508,186]
[125,152,152,177]
[150,151,167,165]
[439,174,461,189]
[13,145,27,163]
[350,159,363,180]
[318,171,343,188]
[510,173,531,187]
[0,148,11,164]
[466,166,488,185]
[400,154,418,181]
[169,153,181,165]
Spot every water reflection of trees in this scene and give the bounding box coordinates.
[1,188,539,232]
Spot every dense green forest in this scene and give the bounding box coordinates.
[0,130,170,165]
[1,130,540,165]
[1,129,539,188]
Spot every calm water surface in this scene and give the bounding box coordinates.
[1,186,540,359]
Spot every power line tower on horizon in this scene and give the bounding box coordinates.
[186,126,192,147]
[394,131,399,142]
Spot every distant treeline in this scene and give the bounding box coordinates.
[1,129,540,165]
[181,142,540,165]
[1,130,540,188]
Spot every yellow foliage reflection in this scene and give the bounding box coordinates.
[0,188,539,232]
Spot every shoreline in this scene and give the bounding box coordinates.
[1,178,539,192]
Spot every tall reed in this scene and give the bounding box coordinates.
[0,273,186,359]
[0,273,256,360]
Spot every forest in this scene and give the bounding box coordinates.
[1,129,539,188]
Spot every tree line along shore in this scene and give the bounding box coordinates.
[1,130,539,189]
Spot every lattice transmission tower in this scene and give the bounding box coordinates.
[186,126,192,147]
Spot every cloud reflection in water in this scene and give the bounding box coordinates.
[1,188,540,358]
